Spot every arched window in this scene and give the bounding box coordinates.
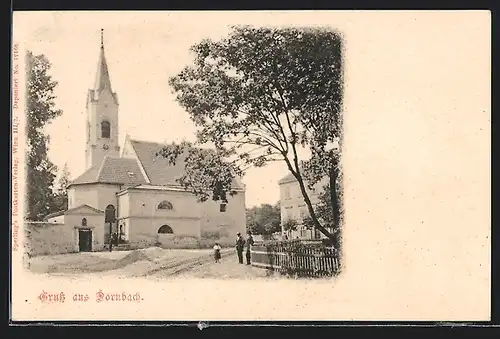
[101,121,110,138]
[105,204,116,223]
[81,218,87,226]
[157,200,173,210]
[158,225,174,234]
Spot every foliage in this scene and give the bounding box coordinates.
[246,203,281,235]
[282,218,299,237]
[160,25,343,241]
[25,51,63,221]
[157,142,241,203]
[51,163,70,212]
[302,181,343,245]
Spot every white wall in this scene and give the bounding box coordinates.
[279,178,326,223]
[96,184,122,211]
[46,215,65,224]
[68,185,97,209]
[117,193,130,219]
[65,212,106,251]
[86,87,120,169]
[126,188,201,219]
[123,216,201,247]
[199,190,246,237]
[68,184,121,211]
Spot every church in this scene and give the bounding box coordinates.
[44,32,247,252]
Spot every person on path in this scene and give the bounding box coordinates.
[245,231,254,265]
[235,232,245,264]
[213,242,222,263]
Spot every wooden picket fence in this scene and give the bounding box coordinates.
[250,239,341,277]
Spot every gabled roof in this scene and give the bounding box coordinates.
[278,170,300,185]
[128,139,244,189]
[68,156,148,187]
[43,210,66,220]
[43,204,104,221]
[278,170,330,188]
[129,139,186,186]
[65,204,104,215]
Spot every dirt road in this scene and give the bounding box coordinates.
[27,247,237,278]
[150,252,279,280]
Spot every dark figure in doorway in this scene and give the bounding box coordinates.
[235,232,245,264]
[246,231,254,265]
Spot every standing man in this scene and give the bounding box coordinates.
[235,232,245,264]
[246,231,254,265]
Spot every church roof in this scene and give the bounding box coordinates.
[68,156,148,187]
[94,33,113,93]
[129,139,244,189]
[129,139,187,186]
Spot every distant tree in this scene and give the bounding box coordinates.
[246,203,281,235]
[282,218,299,239]
[158,26,344,242]
[51,163,70,212]
[25,51,63,221]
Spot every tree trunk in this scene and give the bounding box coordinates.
[329,167,340,248]
[282,136,336,242]
[285,160,336,242]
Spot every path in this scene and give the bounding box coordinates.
[155,252,279,280]
[27,247,237,278]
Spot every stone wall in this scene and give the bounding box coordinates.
[24,222,77,257]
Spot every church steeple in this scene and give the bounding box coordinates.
[94,29,113,93]
[85,29,120,170]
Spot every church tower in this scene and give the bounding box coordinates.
[85,29,120,170]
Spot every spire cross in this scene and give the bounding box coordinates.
[100,29,104,47]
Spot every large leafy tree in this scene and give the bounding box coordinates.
[246,203,281,235]
[25,51,63,221]
[159,26,343,243]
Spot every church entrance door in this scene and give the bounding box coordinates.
[78,229,92,252]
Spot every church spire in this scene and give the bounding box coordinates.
[94,29,113,93]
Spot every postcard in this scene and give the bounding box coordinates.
[10,10,491,322]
